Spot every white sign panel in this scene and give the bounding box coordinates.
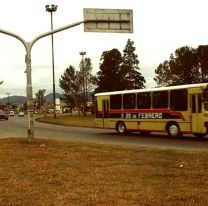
[83,8,133,33]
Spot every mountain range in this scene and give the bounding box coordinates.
[0,93,64,105]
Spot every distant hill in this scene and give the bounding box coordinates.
[0,96,26,105]
[0,93,64,105]
[0,92,94,105]
[44,93,65,104]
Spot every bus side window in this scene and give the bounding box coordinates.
[123,93,136,109]
[137,92,151,109]
[153,91,168,109]
[170,89,187,111]
[110,95,122,110]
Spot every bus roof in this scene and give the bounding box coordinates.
[95,83,208,96]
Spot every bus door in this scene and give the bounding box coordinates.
[191,94,203,133]
[102,100,109,128]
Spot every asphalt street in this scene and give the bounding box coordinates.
[1,115,208,152]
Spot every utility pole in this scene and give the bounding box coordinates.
[46,4,58,119]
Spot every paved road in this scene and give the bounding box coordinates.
[1,115,208,152]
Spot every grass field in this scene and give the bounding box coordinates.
[36,114,96,128]
[0,138,208,206]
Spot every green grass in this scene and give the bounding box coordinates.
[0,138,208,205]
[36,113,96,127]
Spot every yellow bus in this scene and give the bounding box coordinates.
[95,83,208,138]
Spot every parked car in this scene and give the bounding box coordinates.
[9,110,15,117]
[18,111,24,117]
[0,110,9,120]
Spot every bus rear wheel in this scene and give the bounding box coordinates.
[167,123,181,137]
[117,122,126,134]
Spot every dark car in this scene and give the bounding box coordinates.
[0,110,9,120]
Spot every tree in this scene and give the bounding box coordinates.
[154,46,201,87]
[35,89,46,109]
[95,48,123,93]
[95,40,145,93]
[59,65,83,112]
[79,57,96,115]
[121,39,145,89]
[197,45,208,82]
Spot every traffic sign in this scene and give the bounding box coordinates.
[83,8,133,33]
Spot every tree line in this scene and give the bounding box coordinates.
[154,45,208,86]
[34,42,208,114]
[59,39,145,114]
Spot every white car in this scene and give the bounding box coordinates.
[56,109,62,114]
[9,111,15,117]
[18,111,24,117]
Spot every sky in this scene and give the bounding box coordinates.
[0,0,208,99]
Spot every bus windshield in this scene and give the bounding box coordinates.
[203,89,208,111]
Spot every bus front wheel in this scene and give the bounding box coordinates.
[167,123,181,137]
[117,122,126,134]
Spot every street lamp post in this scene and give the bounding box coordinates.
[79,51,86,116]
[45,4,57,119]
[0,20,86,143]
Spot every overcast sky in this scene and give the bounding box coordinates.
[0,0,208,98]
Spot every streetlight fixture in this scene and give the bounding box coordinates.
[79,51,86,116]
[45,4,58,119]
